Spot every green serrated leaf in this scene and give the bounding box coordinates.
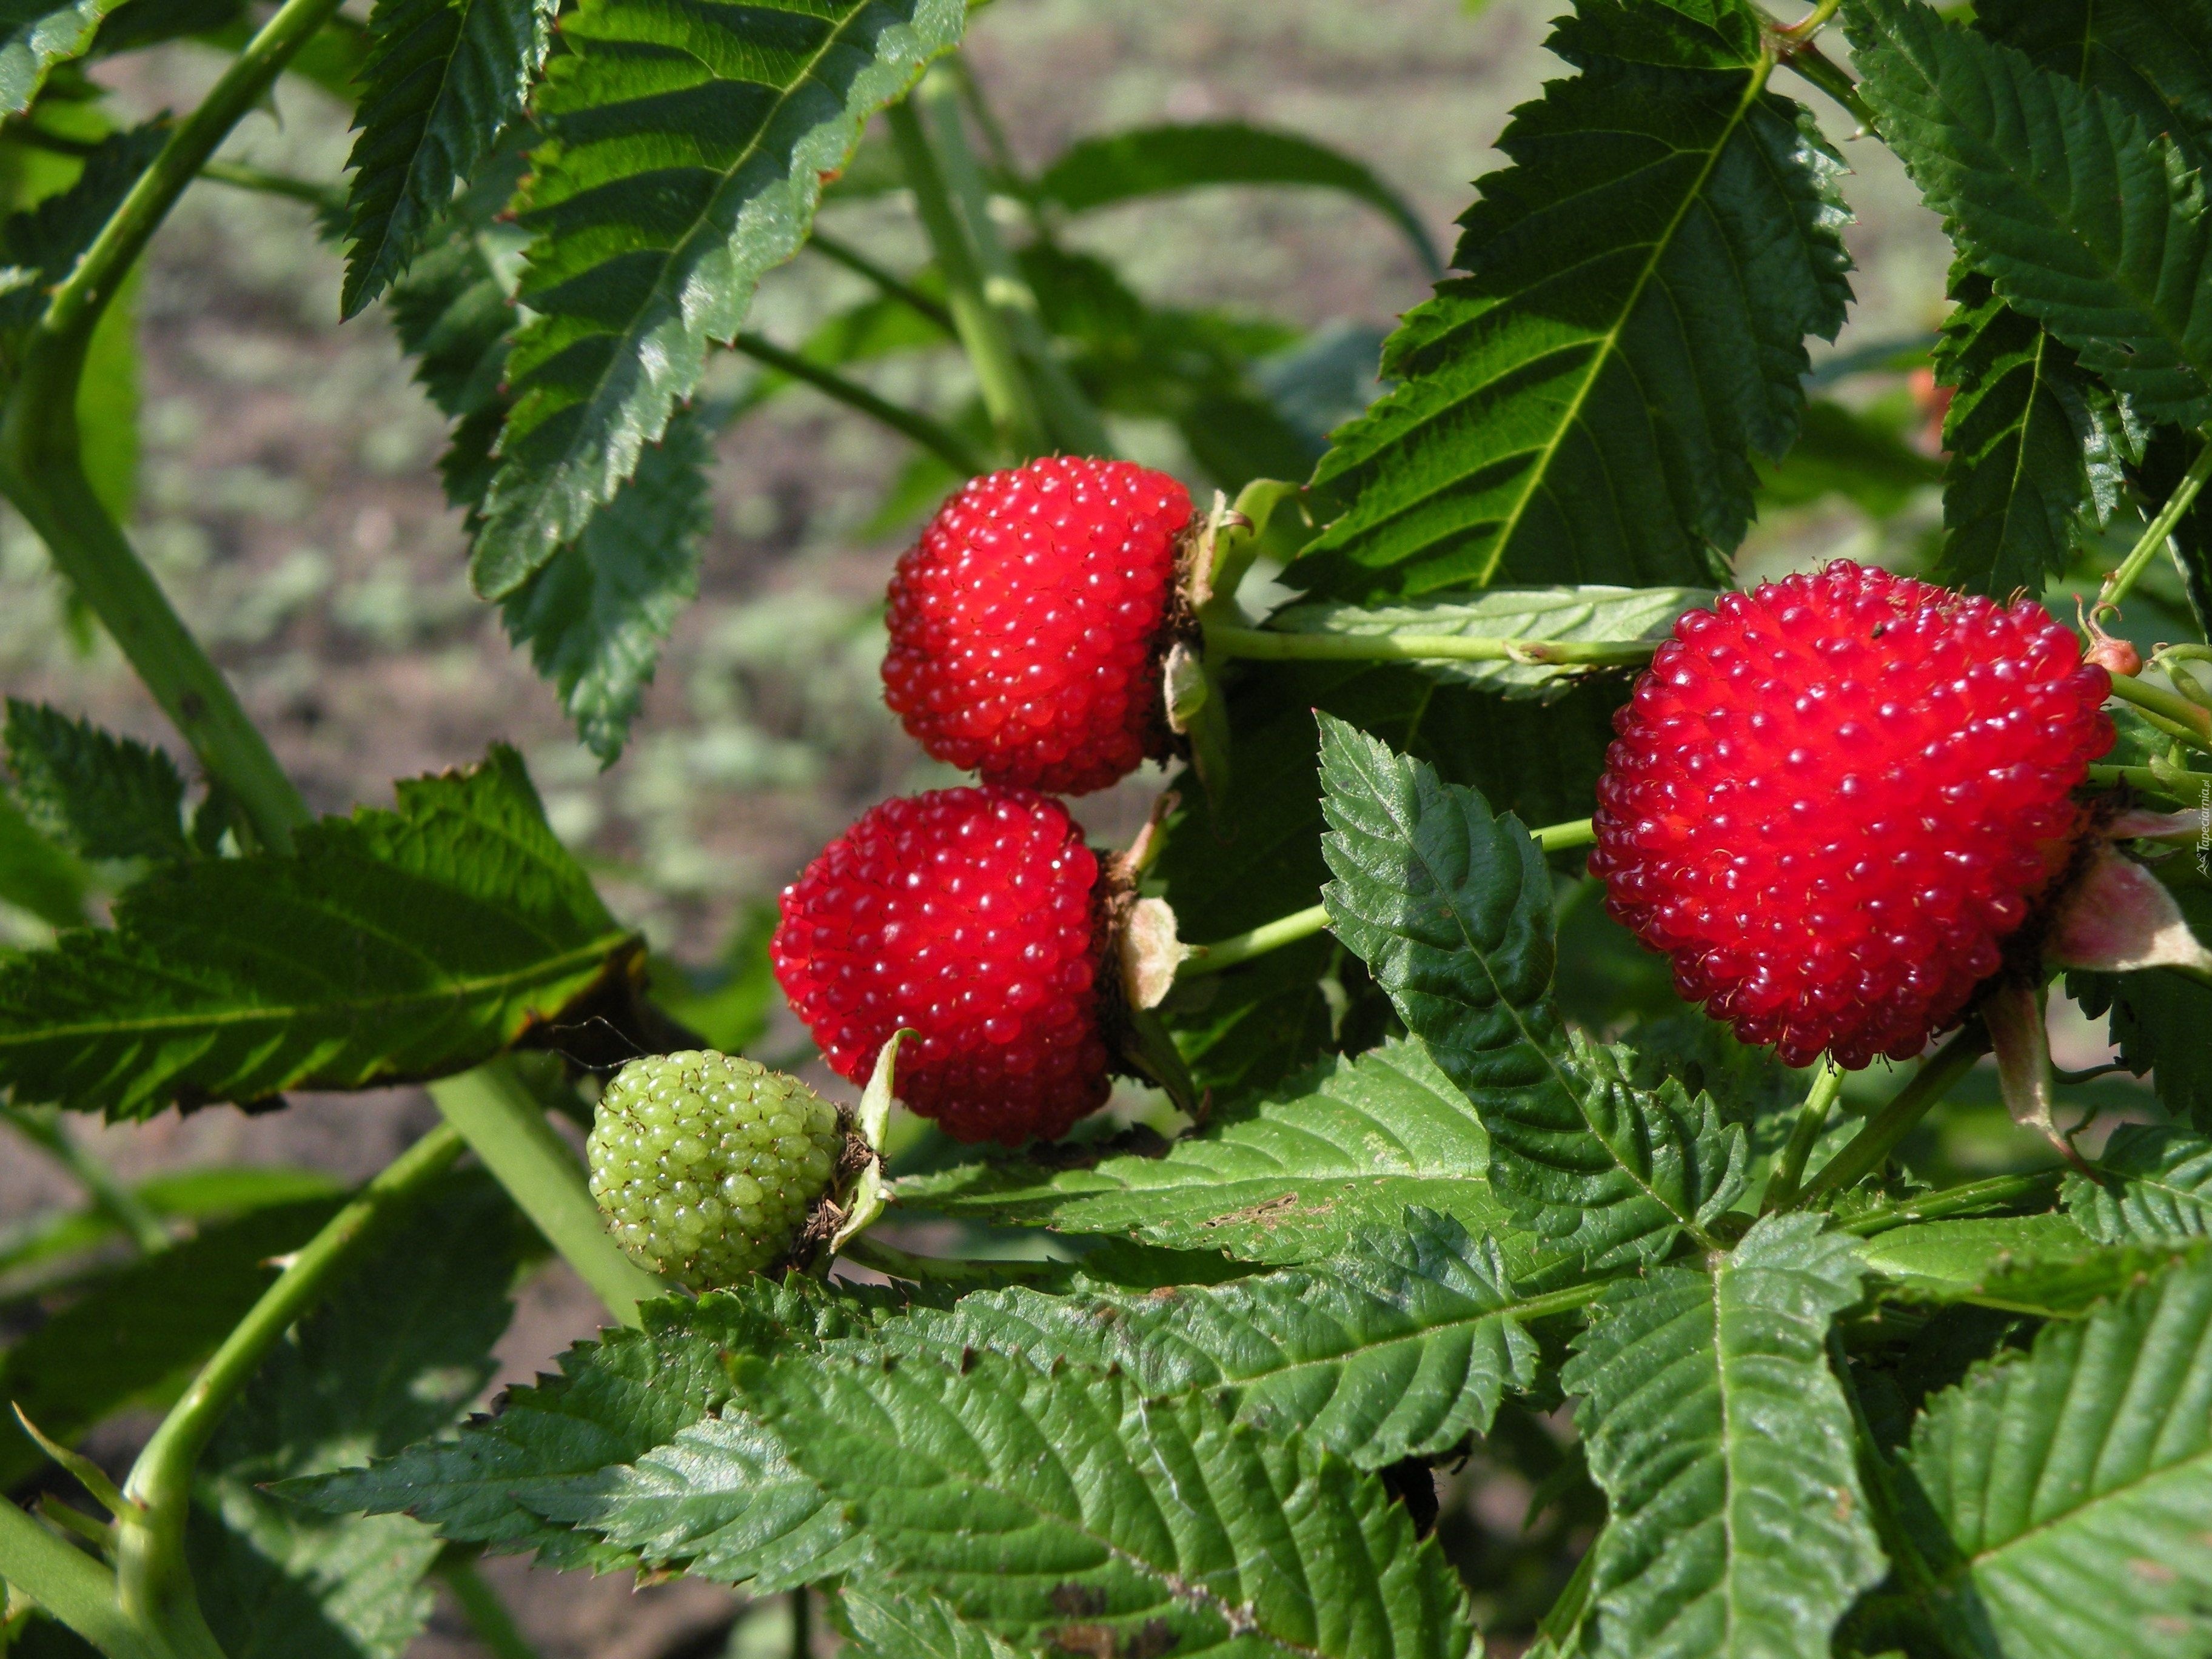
[1898,1250,2212,1658]
[837,1588,1022,1659]
[2067,885,2212,1130]
[1932,266,2136,597]
[0,745,633,1118]
[1260,586,1711,701]
[0,0,122,116]
[2066,1123,2212,1242]
[0,121,162,332]
[4,699,189,862]
[743,1347,1481,1659]
[340,0,557,315]
[1858,1214,2202,1316]
[0,791,88,929]
[1317,714,1744,1267]
[1287,1,1851,600]
[469,0,966,598]
[1034,120,1443,275]
[1563,1214,1884,1659]
[1849,0,2212,429]
[1977,0,2212,172]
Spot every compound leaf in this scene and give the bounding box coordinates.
[341,0,557,315]
[1562,1214,1883,1659]
[1288,0,1851,600]
[469,0,965,598]
[1849,0,2212,429]
[2066,1123,2212,1244]
[1899,1251,2212,1658]
[0,746,634,1118]
[743,1348,1481,1659]
[1318,714,1744,1267]
[4,699,189,862]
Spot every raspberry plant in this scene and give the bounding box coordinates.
[4,0,2212,1656]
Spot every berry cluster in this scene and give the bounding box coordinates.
[1590,562,2112,1068]
[773,786,1110,1145]
[587,1050,845,1288]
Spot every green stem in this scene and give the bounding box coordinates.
[2086,762,2200,797]
[885,98,1045,458]
[437,1557,541,1659]
[1179,819,1597,978]
[729,332,987,475]
[1798,1027,1989,1204]
[2101,435,2212,614]
[802,230,956,334]
[1838,1168,2065,1237]
[116,1123,466,1655]
[913,70,1108,457]
[1208,624,1660,670]
[427,1062,665,1326]
[1761,1058,1844,1213]
[788,1589,812,1659]
[2109,672,2212,756]
[198,160,342,213]
[839,1235,1059,1284]
[2,1106,169,1254]
[0,1502,172,1659]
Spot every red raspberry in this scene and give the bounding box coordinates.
[771,786,1111,1145]
[882,457,1193,795]
[1588,561,2112,1070]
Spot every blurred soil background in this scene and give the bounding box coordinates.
[0,1,2002,1652]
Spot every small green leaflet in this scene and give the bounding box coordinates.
[1850,0,2212,429]
[2066,1124,2212,1243]
[1261,586,1709,700]
[742,1347,1482,1659]
[837,1589,1021,1659]
[1316,715,1745,1267]
[1899,1252,2212,1659]
[0,0,122,116]
[340,0,558,316]
[1562,1214,1883,1659]
[0,746,634,1118]
[1288,0,1851,599]
[470,0,965,600]
[0,791,89,928]
[4,699,189,862]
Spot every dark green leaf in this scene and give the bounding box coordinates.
[1318,715,1745,1267]
[0,122,163,330]
[2067,885,2212,1130]
[1977,0,2212,172]
[1899,1250,2212,1658]
[1849,0,2212,429]
[1035,121,1443,276]
[469,0,965,598]
[4,699,189,862]
[743,1348,1482,1658]
[0,791,88,928]
[2067,1123,2212,1242]
[0,746,634,1118]
[1287,1,1852,599]
[0,0,124,115]
[340,0,557,315]
[1563,1214,1883,1659]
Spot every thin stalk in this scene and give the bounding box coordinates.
[2086,761,2200,797]
[427,1062,665,1326]
[1208,624,1659,670]
[1773,0,1843,35]
[839,1234,1059,1283]
[198,160,341,213]
[2,1106,169,1253]
[0,1501,171,1659]
[116,1123,466,1655]
[913,70,1108,456]
[788,1589,812,1659]
[1179,818,1598,977]
[1798,1026,1989,1203]
[730,332,987,475]
[802,230,956,334]
[2101,435,2212,614]
[1839,1168,2066,1238]
[885,98,1046,458]
[1761,1058,1844,1213]
[2109,672,2212,755]
[437,1557,541,1659]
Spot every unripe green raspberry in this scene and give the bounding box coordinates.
[586,1050,845,1289]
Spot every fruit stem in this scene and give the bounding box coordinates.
[1760,1057,1845,1212]
[2108,672,2212,755]
[3,1104,172,1254]
[2086,761,2201,800]
[0,1498,175,1659]
[801,230,957,336]
[1179,817,1597,977]
[436,1555,542,1659]
[2099,432,2212,615]
[115,1122,466,1658]
[1207,623,1660,671]
[1797,1025,1989,1204]
[1836,1168,2066,1237]
[729,331,990,476]
[839,1234,1059,1284]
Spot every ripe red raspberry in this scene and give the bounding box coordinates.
[1589,561,2113,1070]
[771,786,1111,1145]
[882,457,1194,795]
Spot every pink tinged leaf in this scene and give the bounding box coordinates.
[1984,979,2060,1149]
[2103,809,2204,842]
[2047,847,2212,975]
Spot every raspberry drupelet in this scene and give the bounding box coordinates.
[771,786,1112,1145]
[1588,561,2113,1070]
[882,457,1194,796]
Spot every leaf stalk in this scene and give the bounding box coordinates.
[2099,434,2212,615]
[1761,1057,1844,1212]
[1798,1025,1989,1203]
[1207,623,1660,670]
[730,333,987,475]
